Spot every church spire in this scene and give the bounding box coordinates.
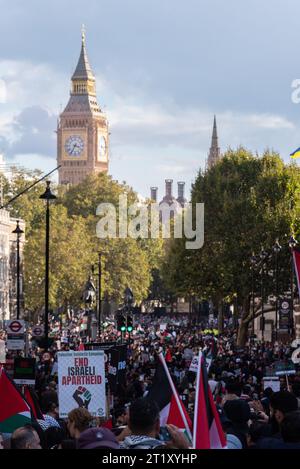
[207,115,221,169]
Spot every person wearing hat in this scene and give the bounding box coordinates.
[77,428,120,450]
[223,399,251,449]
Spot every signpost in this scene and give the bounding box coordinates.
[6,320,25,351]
[57,351,105,418]
[31,325,44,338]
[279,298,292,331]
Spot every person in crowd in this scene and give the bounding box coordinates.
[0,433,3,450]
[223,399,251,448]
[67,408,93,443]
[38,390,61,431]
[77,427,120,449]
[119,397,189,449]
[267,390,299,437]
[119,398,165,449]
[11,425,42,450]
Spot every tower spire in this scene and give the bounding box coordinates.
[207,115,221,170]
[81,24,86,45]
[72,26,95,82]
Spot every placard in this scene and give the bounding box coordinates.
[57,351,105,418]
[263,377,280,392]
[13,357,36,385]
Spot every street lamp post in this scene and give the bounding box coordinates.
[260,247,268,342]
[273,239,282,341]
[289,235,298,336]
[250,253,258,336]
[12,220,24,320]
[97,252,102,338]
[40,181,56,350]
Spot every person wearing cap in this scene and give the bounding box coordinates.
[77,427,120,450]
[223,399,251,449]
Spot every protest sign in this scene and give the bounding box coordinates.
[189,355,212,373]
[274,360,296,376]
[13,357,36,385]
[263,377,280,392]
[291,347,300,365]
[58,351,105,418]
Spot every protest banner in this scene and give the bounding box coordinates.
[274,359,296,376]
[291,347,300,365]
[13,357,36,385]
[189,355,212,373]
[57,351,105,418]
[262,377,280,392]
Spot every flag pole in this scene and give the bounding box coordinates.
[158,352,192,442]
[192,350,202,449]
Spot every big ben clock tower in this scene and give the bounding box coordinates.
[57,27,109,185]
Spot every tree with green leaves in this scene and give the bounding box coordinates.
[4,170,163,318]
[162,148,300,345]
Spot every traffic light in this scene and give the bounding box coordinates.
[117,314,126,332]
[127,315,133,332]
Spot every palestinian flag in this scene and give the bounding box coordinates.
[146,354,192,436]
[0,367,32,433]
[24,387,44,420]
[293,248,300,300]
[193,353,226,449]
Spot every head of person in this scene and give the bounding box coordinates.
[67,408,93,439]
[41,391,59,418]
[115,407,128,427]
[223,399,251,431]
[45,425,66,449]
[77,427,120,449]
[269,391,298,424]
[11,425,42,449]
[128,398,160,438]
[225,381,242,398]
[0,433,3,450]
[280,411,300,443]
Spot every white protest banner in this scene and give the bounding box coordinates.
[189,355,212,373]
[160,324,167,332]
[292,347,300,365]
[189,356,199,373]
[263,377,280,393]
[58,351,105,418]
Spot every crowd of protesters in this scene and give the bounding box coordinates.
[1,312,300,449]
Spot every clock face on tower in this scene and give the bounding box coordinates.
[65,135,84,157]
[98,135,107,161]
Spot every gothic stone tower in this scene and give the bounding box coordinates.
[57,28,109,185]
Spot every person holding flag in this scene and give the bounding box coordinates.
[193,352,227,449]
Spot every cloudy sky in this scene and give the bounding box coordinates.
[0,0,300,198]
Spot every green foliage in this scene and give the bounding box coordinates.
[163,148,300,309]
[5,170,164,314]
